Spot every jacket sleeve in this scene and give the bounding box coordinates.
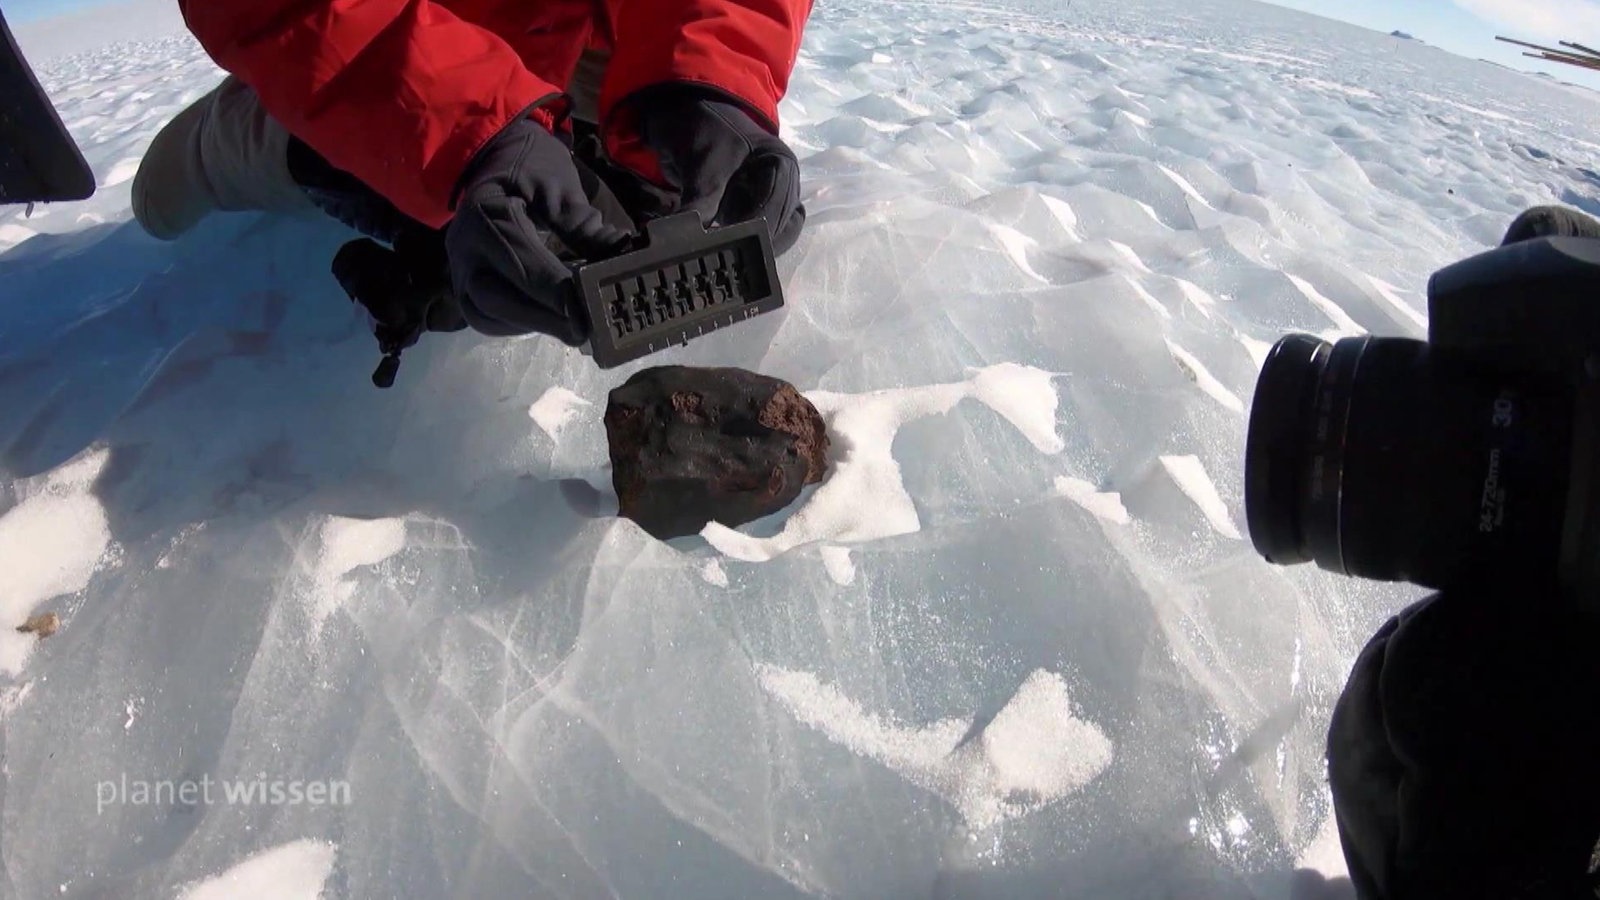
[179,0,563,228]
[599,0,813,131]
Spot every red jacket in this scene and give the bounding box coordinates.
[178,0,813,229]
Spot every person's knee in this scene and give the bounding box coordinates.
[195,77,310,213]
[131,95,215,240]
[131,75,311,240]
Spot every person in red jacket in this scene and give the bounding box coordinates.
[132,0,811,348]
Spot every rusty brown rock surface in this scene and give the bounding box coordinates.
[16,612,60,638]
[604,367,829,539]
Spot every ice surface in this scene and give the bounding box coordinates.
[819,545,857,585]
[0,223,38,251]
[1167,338,1245,413]
[307,516,407,630]
[175,840,336,900]
[701,558,731,587]
[984,222,1051,283]
[1160,454,1245,540]
[1286,274,1363,339]
[755,665,1112,829]
[0,450,112,675]
[528,386,591,439]
[1364,274,1429,334]
[7,0,1589,894]
[0,682,36,725]
[1296,803,1348,876]
[702,363,1061,561]
[1054,476,1132,525]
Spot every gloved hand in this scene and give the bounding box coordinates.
[446,115,631,345]
[332,227,467,388]
[1328,585,1600,899]
[630,86,806,255]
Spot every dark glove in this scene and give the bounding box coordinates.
[1327,586,1600,899]
[631,86,806,255]
[332,227,467,387]
[446,115,631,345]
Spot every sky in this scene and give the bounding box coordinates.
[3,0,109,23]
[7,0,1600,90]
[1258,0,1600,89]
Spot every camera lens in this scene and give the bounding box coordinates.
[1245,334,1572,589]
[1244,334,1335,567]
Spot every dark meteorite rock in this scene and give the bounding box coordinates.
[605,366,829,539]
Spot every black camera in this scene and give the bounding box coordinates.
[1244,235,1600,599]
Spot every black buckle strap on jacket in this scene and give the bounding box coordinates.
[331,227,464,388]
[290,136,467,387]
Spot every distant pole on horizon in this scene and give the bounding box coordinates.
[1495,36,1600,72]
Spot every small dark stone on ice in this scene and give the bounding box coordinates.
[605,366,830,540]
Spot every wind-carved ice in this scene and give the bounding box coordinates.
[1055,476,1132,525]
[0,449,112,676]
[176,840,337,900]
[1160,455,1244,539]
[819,545,857,585]
[1176,279,1218,318]
[306,516,407,631]
[1040,194,1081,239]
[1158,163,1215,211]
[703,363,1063,561]
[983,221,1051,283]
[757,665,1113,829]
[1287,273,1364,338]
[0,682,36,724]
[529,387,593,439]
[1166,338,1246,413]
[1127,275,1173,320]
[1365,274,1429,333]
[1240,334,1275,370]
[700,558,731,587]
